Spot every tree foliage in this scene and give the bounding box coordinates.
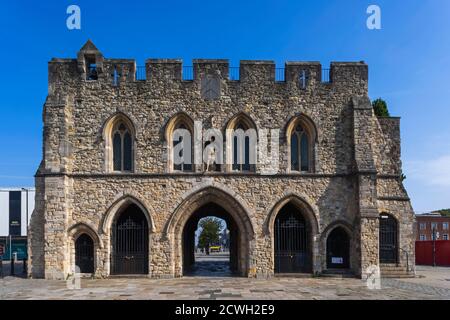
[372,98,390,117]
[198,217,222,252]
[437,209,450,217]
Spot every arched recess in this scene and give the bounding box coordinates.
[224,112,258,172]
[285,114,317,173]
[164,112,195,172]
[68,222,103,275]
[102,195,155,275]
[379,213,399,264]
[321,222,353,270]
[266,194,319,274]
[102,195,156,235]
[102,112,137,173]
[166,186,255,277]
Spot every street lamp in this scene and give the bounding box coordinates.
[21,188,29,235]
[431,226,440,267]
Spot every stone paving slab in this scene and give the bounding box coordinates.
[1,275,450,300]
[1,266,449,300]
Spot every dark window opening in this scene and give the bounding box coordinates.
[86,56,98,80]
[112,122,133,172]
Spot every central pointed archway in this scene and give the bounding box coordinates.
[182,203,238,276]
[167,186,255,277]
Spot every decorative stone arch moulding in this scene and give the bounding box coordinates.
[222,111,260,133]
[164,111,195,143]
[100,111,139,142]
[264,190,321,237]
[320,219,354,243]
[165,181,255,237]
[67,221,103,248]
[101,192,156,235]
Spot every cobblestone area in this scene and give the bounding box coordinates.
[1,266,449,300]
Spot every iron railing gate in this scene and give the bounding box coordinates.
[112,209,148,274]
[379,214,398,263]
[274,211,310,273]
[75,234,94,273]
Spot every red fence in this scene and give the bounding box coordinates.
[415,240,450,266]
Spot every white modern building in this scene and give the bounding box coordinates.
[0,188,35,237]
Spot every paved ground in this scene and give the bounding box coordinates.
[185,252,234,277]
[1,263,449,300]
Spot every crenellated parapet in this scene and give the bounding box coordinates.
[47,40,368,95]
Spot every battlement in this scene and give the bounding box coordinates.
[48,40,368,92]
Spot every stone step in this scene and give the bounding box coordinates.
[381,270,410,275]
[320,269,355,278]
[380,267,408,271]
[320,273,355,279]
[381,274,416,278]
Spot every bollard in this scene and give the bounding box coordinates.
[11,255,15,276]
[23,258,27,275]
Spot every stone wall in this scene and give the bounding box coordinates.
[28,41,415,279]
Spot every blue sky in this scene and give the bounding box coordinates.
[0,0,449,213]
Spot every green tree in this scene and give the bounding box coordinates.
[437,209,450,217]
[372,98,390,117]
[198,217,222,255]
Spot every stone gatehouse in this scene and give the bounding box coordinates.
[28,40,415,279]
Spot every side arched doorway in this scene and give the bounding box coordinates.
[379,213,398,264]
[111,203,149,274]
[326,227,350,269]
[274,202,312,273]
[75,234,94,273]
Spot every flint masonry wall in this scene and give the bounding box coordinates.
[28,41,415,279]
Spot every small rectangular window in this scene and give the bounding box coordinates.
[85,55,98,80]
[443,234,448,240]
[419,234,426,241]
[419,223,426,230]
[443,222,449,230]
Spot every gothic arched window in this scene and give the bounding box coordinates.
[112,122,133,172]
[232,122,254,172]
[226,113,257,173]
[166,113,194,173]
[287,116,316,173]
[290,124,310,172]
[172,122,193,172]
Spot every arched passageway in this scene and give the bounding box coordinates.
[182,203,239,277]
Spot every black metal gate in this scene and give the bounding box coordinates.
[112,205,149,274]
[379,214,398,263]
[274,204,310,273]
[75,234,94,273]
[326,227,350,269]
